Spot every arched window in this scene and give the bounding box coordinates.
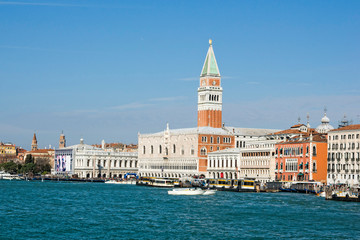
[159,145,162,154]
[151,145,153,154]
[313,145,317,156]
[200,147,207,156]
[143,146,146,154]
[165,147,168,156]
[173,144,176,154]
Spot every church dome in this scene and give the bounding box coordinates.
[316,112,334,133]
[321,114,330,123]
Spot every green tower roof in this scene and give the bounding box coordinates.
[200,39,220,77]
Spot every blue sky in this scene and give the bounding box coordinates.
[0,0,359,149]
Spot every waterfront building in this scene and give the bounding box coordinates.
[207,139,277,183]
[0,142,17,163]
[274,134,328,183]
[238,139,277,183]
[25,134,55,167]
[138,40,235,178]
[207,148,240,179]
[54,138,138,178]
[327,124,360,186]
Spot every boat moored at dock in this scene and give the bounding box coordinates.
[207,178,256,192]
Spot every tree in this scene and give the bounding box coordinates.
[1,161,18,174]
[24,154,34,164]
[21,163,36,174]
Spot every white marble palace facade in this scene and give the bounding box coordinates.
[54,139,138,178]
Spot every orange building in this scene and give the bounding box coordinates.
[275,134,328,183]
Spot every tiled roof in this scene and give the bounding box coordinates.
[291,124,304,128]
[276,133,327,144]
[269,129,302,135]
[330,124,360,132]
[30,149,54,153]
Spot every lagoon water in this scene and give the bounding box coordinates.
[1,181,360,240]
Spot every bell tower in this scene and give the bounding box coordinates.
[197,39,222,128]
[31,133,38,151]
[59,131,66,149]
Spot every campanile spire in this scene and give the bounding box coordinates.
[197,39,223,128]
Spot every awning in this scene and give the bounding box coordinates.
[298,173,304,176]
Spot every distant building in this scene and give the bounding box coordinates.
[327,124,360,186]
[207,148,240,179]
[239,139,277,183]
[274,134,328,183]
[207,139,277,183]
[0,142,17,163]
[54,138,138,178]
[138,40,235,178]
[139,124,234,178]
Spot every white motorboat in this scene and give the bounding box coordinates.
[168,188,216,196]
[317,192,326,197]
[105,180,136,185]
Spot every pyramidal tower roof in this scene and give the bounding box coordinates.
[200,39,220,77]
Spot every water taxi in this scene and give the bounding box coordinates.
[207,178,256,192]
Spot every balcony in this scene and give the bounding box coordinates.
[357,158,360,162]
[351,169,355,173]
[351,158,355,162]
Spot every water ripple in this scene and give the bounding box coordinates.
[1,181,360,240]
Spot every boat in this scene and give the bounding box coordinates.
[0,171,21,180]
[168,188,216,196]
[105,180,136,185]
[316,192,326,197]
[152,178,175,188]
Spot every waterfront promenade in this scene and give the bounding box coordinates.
[1,180,360,240]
